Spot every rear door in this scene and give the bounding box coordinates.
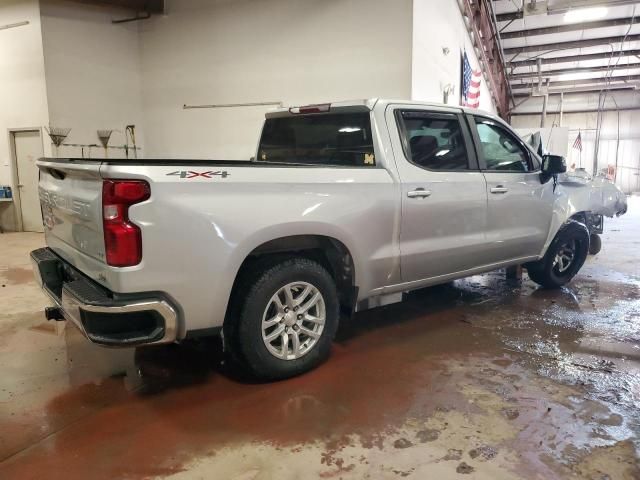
[468,115,553,263]
[386,105,488,283]
[38,159,106,266]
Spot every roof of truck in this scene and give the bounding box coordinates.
[268,98,500,122]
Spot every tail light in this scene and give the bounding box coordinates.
[102,180,150,267]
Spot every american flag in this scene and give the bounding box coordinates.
[462,51,482,109]
[573,132,582,151]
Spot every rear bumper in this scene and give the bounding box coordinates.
[30,248,178,347]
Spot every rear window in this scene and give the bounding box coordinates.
[257,112,375,167]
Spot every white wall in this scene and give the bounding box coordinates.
[40,0,144,159]
[512,110,640,194]
[412,0,496,113]
[139,0,413,159]
[0,0,50,230]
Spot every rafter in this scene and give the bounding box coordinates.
[505,34,640,56]
[508,49,640,67]
[510,62,640,80]
[513,73,640,87]
[501,16,640,40]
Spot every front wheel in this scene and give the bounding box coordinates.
[589,233,602,255]
[525,220,590,289]
[230,258,339,380]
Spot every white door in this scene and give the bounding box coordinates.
[469,116,553,263]
[14,131,44,232]
[386,106,488,282]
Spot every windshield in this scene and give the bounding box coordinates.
[257,112,375,167]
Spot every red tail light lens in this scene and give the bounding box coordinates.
[102,180,150,267]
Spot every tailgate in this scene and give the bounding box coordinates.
[37,159,106,266]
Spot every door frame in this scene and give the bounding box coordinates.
[8,127,46,232]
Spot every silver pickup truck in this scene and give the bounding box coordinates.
[31,99,627,379]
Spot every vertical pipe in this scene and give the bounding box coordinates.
[541,94,548,128]
[559,92,564,127]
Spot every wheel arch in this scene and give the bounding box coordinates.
[226,234,358,325]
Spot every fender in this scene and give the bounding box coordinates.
[541,174,627,256]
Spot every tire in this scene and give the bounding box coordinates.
[589,234,602,255]
[525,220,590,289]
[229,257,339,380]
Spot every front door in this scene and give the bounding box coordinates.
[468,115,553,263]
[387,106,488,283]
[13,130,44,232]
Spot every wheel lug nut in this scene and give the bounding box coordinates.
[284,307,289,313]
[297,314,303,320]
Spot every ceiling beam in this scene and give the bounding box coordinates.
[510,62,640,80]
[512,84,636,97]
[496,11,523,22]
[508,49,640,67]
[513,74,640,88]
[496,0,640,22]
[511,106,640,115]
[65,0,164,13]
[505,34,640,56]
[501,16,640,40]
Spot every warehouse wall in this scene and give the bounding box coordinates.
[40,0,145,159]
[139,0,413,159]
[412,0,496,113]
[0,0,50,230]
[512,109,640,194]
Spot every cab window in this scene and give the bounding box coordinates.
[397,111,470,171]
[474,118,531,172]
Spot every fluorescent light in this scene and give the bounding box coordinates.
[564,7,608,23]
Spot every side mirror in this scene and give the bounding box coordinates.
[542,154,567,175]
[541,154,566,183]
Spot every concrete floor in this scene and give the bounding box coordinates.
[0,201,638,480]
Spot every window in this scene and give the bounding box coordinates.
[257,112,375,167]
[397,111,469,170]
[474,119,531,172]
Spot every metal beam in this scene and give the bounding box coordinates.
[510,62,640,80]
[459,0,512,119]
[65,0,164,13]
[505,34,640,56]
[513,74,640,88]
[496,11,523,22]
[0,21,29,31]
[497,0,640,22]
[512,84,637,97]
[511,106,640,115]
[501,17,640,40]
[509,49,640,67]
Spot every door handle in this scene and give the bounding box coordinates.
[407,188,432,198]
[490,186,508,194]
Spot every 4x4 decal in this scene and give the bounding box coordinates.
[167,170,229,179]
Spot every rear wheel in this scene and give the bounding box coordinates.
[229,257,339,380]
[525,220,590,289]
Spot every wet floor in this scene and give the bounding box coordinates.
[0,201,639,479]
